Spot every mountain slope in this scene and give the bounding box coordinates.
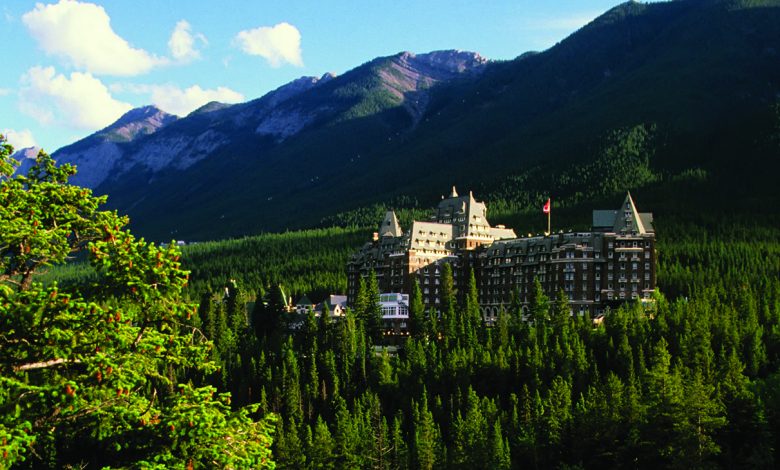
[53,106,177,188]
[55,0,780,240]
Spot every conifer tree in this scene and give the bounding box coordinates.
[390,412,409,470]
[360,271,382,342]
[409,279,427,339]
[310,416,335,469]
[440,263,457,340]
[0,140,275,468]
[488,419,511,470]
[528,277,550,330]
[551,288,570,333]
[412,389,441,470]
[464,268,483,346]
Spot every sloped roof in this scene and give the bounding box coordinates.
[639,213,654,233]
[613,192,647,234]
[490,226,517,240]
[592,210,617,229]
[379,210,402,237]
[592,192,653,234]
[409,221,454,251]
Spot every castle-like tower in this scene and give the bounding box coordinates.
[347,190,655,321]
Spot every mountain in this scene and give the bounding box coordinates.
[53,1,780,240]
[11,146,41,176]
[52,49,486,194]
[53,105,177,188]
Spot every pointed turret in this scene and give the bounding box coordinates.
[613,192,647,234]
[449,186,459,198]
[379,210,402,237]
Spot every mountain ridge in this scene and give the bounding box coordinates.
[52,49,486,192]
[44,0,780,240]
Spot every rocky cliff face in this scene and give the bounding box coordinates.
[50,50,485,190]
[377,50,487,125]
[100,105,179,142]
[52,106,177,188]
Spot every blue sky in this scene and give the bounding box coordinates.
[1,0,625,152]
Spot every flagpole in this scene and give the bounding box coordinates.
[543,198,551,236]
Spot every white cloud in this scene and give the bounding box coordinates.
[22,0,165,76]
[234,22,303,67]
[0,88,11,96]
[150,85,244,116]
[168,20,207,63]
[117,83,244,116]
[19,66,132,130]
[2,128,37,149]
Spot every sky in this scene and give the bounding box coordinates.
[1,0,626,152]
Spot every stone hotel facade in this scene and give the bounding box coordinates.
[347,188,655,322]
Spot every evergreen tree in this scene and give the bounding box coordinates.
[488,419,511,470]
[440,263,457,340]
[464,268,483,347]
[412,389,442,470]
[409,279,427,339]
[310,416,335,469]
[0,141,275,468]
[364,271,383,342]
[275,417,306,469]
[528,277,552,329]
[451,388,488,468]
[390,412,409,470]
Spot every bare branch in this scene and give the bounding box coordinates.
[13,358,81,372]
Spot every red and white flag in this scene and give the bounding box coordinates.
[543,198,551,214]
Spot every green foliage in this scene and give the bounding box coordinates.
[0,138,275,468]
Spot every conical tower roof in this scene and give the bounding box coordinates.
[379,210,402,237]
[613,192,647,234]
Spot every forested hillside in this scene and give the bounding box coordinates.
[188,218,780,468]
